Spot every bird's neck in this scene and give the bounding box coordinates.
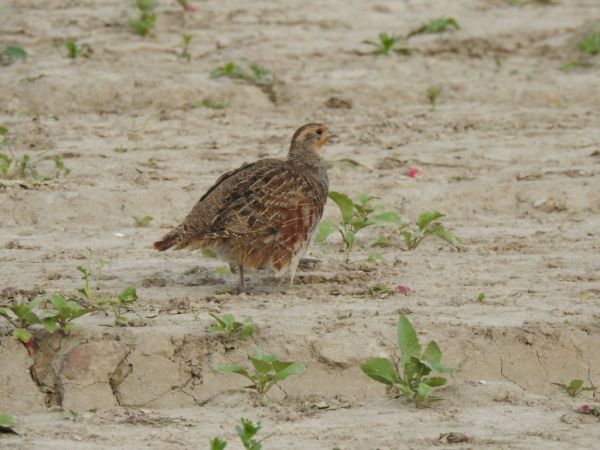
[288,143,323,168]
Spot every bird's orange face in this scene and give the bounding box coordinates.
[292,123,338,152]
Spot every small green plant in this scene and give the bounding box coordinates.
[178,33,192,61]
[215,265,233,277]
[210,418,263,450]
[426,85,441,110]
[398,211,463,250]
[200,98,226,109]
[0,298,52,345]
[65,41,92,59]
[362,315,454,406]
[0,45,27,66]
[76,249,106,303]
[210,62,272,87]
[408,17,460,37]
[552,379,596,397]
[0,414,15,433]
[577,23,600,56]
[49,155,71,177]
[47,295,92,334]
[476,292,486,303]
[102,287,138,326]
[129,0,157,36]
[316,192,402,261]
[362,32,410,56]
[215,344,305,404]
[209,313,254,341]
[133,215,153,227]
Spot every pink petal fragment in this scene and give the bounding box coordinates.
[396,285,411,296]
[407,167,424,178]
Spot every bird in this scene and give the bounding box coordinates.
[153,123,336,293]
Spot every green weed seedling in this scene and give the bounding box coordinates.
[215,344,304,404]
[0,298,53,344]
[47,295,92,334]
[0,46,27,66]
[552,379,596,398]
[209,313,254,341]
[316,192,402,261]
[363,32,410,56]
[0,414,16,433]
[210,418,263,450]
[129,0,157,36]
[426,85,441,110]
[65,41,92,59]
[476,292,486,303]
[408,17,460,37]
[178,33,192,61]
[102,287,138,327]
[398,211,463,251]
[577,23,600,56]
[76,249,106,304]
[133,215,153,227]
[362,315,454,406]
[210,62,273,87]
[200,98,226,110]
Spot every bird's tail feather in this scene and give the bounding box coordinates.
[153,229,180,251]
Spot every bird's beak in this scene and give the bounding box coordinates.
[327,130,339,143]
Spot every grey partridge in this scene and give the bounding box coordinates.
[154,123,336,292]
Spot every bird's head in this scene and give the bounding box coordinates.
[288,123,337,165]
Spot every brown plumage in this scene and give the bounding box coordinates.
[154,123,336,292]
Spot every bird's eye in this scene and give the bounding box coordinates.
[316,129,323,136]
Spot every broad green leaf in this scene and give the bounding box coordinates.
[428,224,464,248]
[250,345,277,363]
[13,328,31,344]
[569,379,584,391]
[118,287,138,304]
[423,341,442,364]
[416,382,433,398]
[136,0,156,11]
[273,362,305,382]
[49,294,68,314]
[208,313,227,330]
[343,230,356,249]
[370,211,403,225]
[215,266,233,277]
[397,315,421,359]
[214,364,252,380]
[239,322,254,339]
[0,307,10,319]
[220,314,235,330]
[416,211,444,230]
[356,193,379,206]
[328,192,354,224]
[248,357,271,374]
[0,414,14,427]
[210,438,227,450]
[393,382,413,395]
[4,46,28,61]
[425,376,447,387]
[361,357,400,385]
[41,317,57,333]
[315,219,339,243]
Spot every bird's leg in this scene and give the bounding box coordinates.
[237,264,245,294]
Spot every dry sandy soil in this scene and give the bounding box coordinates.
[2,0,600,448]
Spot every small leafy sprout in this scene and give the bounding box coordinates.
[362,32,410,56]
[133,215,153,227]
[408,17,460,37]
[0,414,15,433]
[200,98,226,109]
[552,379,596,398]
[0,297,52,346]
[76,249,106,304]
[398,211,463,251]
[0,45,27,66]
[215,344,305,404]
[316,192,402,262]
[210,418,263,450]
[65,41,92,59]
[236,418,262,450]
[210,62,273,87]
[362,315,454,406]
[476,292,486,303]
[426,85,441,110]
[178,33,192,61]
[129,0,157,37]
[49,155,71,177]
[48,295,92,334]
[215,265,233,277]
[209,313,254,341]
[102,287,138,327]
[146,157,158,168]
[210,438,227,450]
[577,23,600,56]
